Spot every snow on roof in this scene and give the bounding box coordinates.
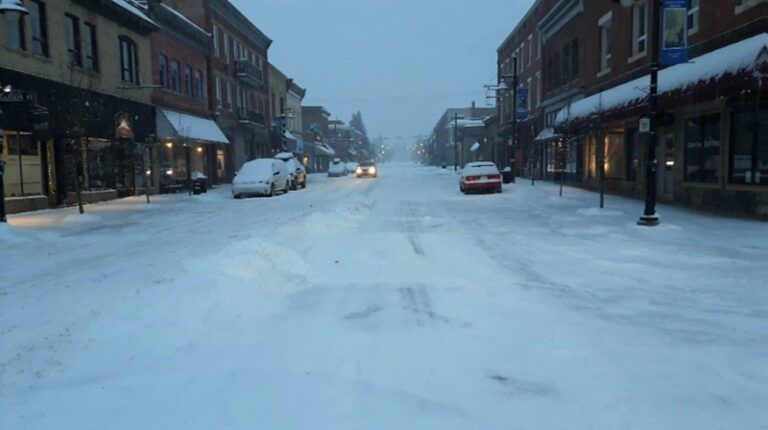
[111,0,157,27]
[534,128,560,142]
[159,3,209,36]
[556,33,768,125]
[159,109,229,144]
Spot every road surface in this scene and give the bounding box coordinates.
[2,164,766,429]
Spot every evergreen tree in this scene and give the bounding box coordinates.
[349,111,368,138]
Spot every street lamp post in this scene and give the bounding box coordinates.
[637,0,661,226]
[611,0,661,226]
[0,0,29,223]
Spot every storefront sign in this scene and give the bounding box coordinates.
[516,87,530,120]
[639,117,651,133]
[115,113,135,140]
[661,0,689,65]
[0,90,34,103]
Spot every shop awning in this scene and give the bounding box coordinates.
[157,109,229,144]
[556,33,768,125]
[534,128,560,142]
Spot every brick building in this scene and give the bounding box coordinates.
[172,0,272,180]
[147,1,229,191]
[498,0,768,216]
[1,0,158,214]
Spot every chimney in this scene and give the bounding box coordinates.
[471,101,476,116]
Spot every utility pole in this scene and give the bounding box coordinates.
[637,0,661,226]
[454,113,458,171]
[0,147,6,222]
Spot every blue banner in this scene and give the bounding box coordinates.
[661,0,689,65]
[516,87,530,120]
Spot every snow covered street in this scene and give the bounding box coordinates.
[1,163,767,429]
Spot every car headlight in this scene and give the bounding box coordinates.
[369,167,376,174]
[356,168,362,174]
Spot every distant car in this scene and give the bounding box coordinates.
[345,161,358,173]
[460,162,502,194]
[356,161,378,178]
[232,158,291,198]
[328,158,347,177]
[275,152,307,190]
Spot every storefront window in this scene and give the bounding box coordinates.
[2,133,43,197]
[684,114,721,183]
[730,109,768,185]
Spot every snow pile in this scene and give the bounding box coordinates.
[557,33,768,124]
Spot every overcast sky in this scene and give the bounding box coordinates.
[232,0,534,144]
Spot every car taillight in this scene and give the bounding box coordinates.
[466,176,478,181]
[488,174,501,180]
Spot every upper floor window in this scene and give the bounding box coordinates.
[571,39,579,80]
[3,9,26,51]
[119,36,140,84]
[65,14,81,66]
[687,0,700,34]
[83,22,98,71]
[223,32,230,62]
[598,12,612,74]
[184,66,192,96]
[170,60,180,92]
[212,24,220,57]
[226,81,233,111]
[28,0,48,56]
[528,34,534,66]
[194,69,204,100]
[632,1,648,57]
[158,55,168,88]
[562,43,571,83]
[215,76,223,109]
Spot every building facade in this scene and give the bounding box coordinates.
[431,104,496,168]
[173,0,272,179]
[1,0,158,214]
[498,0,768,217]
[147,0,229,191]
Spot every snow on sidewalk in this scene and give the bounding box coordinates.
[1,165,767,430]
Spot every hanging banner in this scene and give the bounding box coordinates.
[516,87,530,120]
[661,0,689,65]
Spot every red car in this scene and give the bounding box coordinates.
[460,162,503,194]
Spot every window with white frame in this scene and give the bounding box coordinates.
[223,32,230,62]
[632,1,648,57]
[215,76,222,109]
[212,24,220,57]
[528,34,533,66]
[598,12,612,74]
[687,0,700,34]
[226,81,233,111]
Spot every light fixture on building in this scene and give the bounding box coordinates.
[0,0,29,15]
[196,147,203,153]
[145,169,152,176]
[1,84,12,94]
[165,141,173,149]
[165,169,174,176]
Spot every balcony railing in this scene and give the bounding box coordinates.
[235,60,264,88]
[238,109,266,127]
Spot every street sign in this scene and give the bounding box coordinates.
[639,117,651,133]
[516,87,530,120]
[0,90,34,103]
[661,0,689,65]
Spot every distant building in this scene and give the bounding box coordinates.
[431,103,495,168]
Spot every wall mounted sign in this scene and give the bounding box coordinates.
[661,0,689,65]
